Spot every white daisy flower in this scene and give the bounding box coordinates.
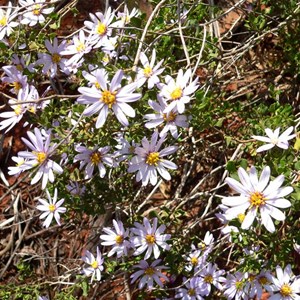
[222,166,293,233]
[36,188,66,228]
[77,69,141,128]
[175,276,207,300]
[19,0,54,26]
[128,130,178,186]
[82,247,104,283]
[130,259,169,290]
[266,265,300,300]
[252,126,296,152]
[130,217,171,259]
[160,68,199,114]
[223,271,249,300]
[100,219,131,257]
[0,2,18,41]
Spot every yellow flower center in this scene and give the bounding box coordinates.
[235,281,243,290]
[33,151,47,164]
[146,152,160,166]
[90,152,101,165]
[101,90,116,108]
[17,159,25,167]
[95,82,101,89]
[143,66,152,77]
[12,81,22,92]
[249,191,266,208]
[102,54,110,64]
[170,87,183,100]
[33,4,41,16]
[258,276,268,285]
[249,274,256,282]
[115,235,124,244]
[76,42,85,53]
[16,64,23,71]
[145,234,156,244]
[28,105,36,114]
[0,16,7,27]
[48,204,56,212]
[191,257,198,266]
[204,274,213,283]
[144,267,155,276]
[163,111,177,122]
[188,288,196,296]
[91,260,98,269]
[96,22,107,35]
[280,284,292,297]
[52,53,61,64]
[14,105,22,116]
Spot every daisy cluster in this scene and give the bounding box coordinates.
[0,1,299,300]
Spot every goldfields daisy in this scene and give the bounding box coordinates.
[35,38,68,78]
[100,219,131,257]
[36,188,66,228]
[73,145,113,179]
[144,97,188,139]
[222,166,293,233]
[127,130,178,186]
[266,265,300,300]
[82,247,104,282]
[77,69,141,128]
[136,49,164,89]
[252,127,296,152]
[160,68,199,114]
[130,259,169,290]
[17,127,63,189]
[130,217,171,259]
[175,276,207,300]
[19,0,54,26]
[0,2,18,41]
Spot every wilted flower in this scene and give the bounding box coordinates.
[252,126,296,152]
[222,166,293,233]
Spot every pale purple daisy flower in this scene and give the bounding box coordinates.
[17,127,63,189]
[130,217,171,259]
[82,247,104,282]
[35,38,68,77]
[2,65,28,94]
[144,97,188,139]
[136,49,164,89]
[66,181,86,196]
[160,68,199,114]
[36,188,66,228]
[222,166,293,233]
[115,5,139,27]
[74,144,113,179]
[175,276,207,300]
[8,156,31,176]
[223,271,249,300]
[100,219,131,257]
[199,263,226,295]
[0,2,18,41]
[266,265,300,300]
[128,130,178,186]
[84,7,117,49]
[19,0,54,27]
[247,270,272,300]
[11,53,35,73]
[252,127,296,153]
[113,134,139,163]
[77,69,141,128]
[60,29,93,61]
[185,244,206,273]
[130,259,169,290]
[82,67,108,89]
